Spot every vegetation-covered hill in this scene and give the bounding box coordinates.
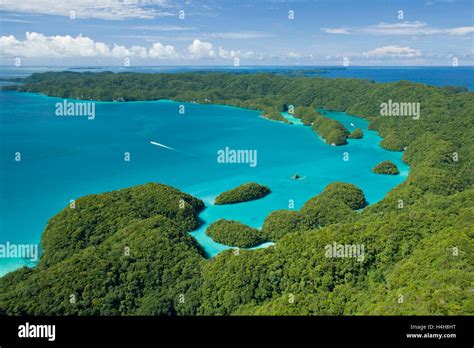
[314,182,366,210]
[1,71,473,316]
[206,219,267,248]
[261,108,290,123]
[349,128,364,139]
[0,184,205,315]
[41,183,204,267]
[200,188,473,315]
[214,182,270,205]
[262,182,365,241]
[311,113,350,145]
[279,105,350,144]
[262,210,315,241]
[372,160,400,175]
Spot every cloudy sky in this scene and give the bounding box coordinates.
[0,0,473,66]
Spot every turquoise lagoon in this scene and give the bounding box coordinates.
[0,91,409,275]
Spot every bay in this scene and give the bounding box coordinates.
[0,90,409,275]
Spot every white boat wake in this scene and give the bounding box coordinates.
[150,141,178,151]
[150,140,196,157]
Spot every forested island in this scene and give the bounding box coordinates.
[349,128,364,139]
[0,71,473,316]
[214,182,270,205]
[372,161,400,175]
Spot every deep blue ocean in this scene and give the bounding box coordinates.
[0,66,471,276]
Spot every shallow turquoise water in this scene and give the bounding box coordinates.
[0,91,409,274]
[281,111,304,125]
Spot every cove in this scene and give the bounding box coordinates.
[0,91,409,274]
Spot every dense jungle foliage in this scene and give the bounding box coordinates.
[206,219,267,248]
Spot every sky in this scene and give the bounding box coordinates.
[0,0,473,66]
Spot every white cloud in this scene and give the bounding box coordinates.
[288,52,302,58]
[187,39,216,59]
[446,26,474,35]
[243,51,256,59]
[112,34,192,42]
[363,46,421,58]
[130,45,148,59]
[0,17,36,23]
[0,32,114,58]
[0,33,254,62]
[218,47,240,59]
[425,0,456,6]
[110,45,132,58]
[0,0,172,20]
[0,32,174,59]
[148,42,178,59]
[323,21,474,36]
[116,31,271,43]
[321,28,352,34]
[193,43,255,60]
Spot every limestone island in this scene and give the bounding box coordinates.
[348,128,364,139]
[372,160,400,175]
[205,219,267,248]
[214,182,271,205]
